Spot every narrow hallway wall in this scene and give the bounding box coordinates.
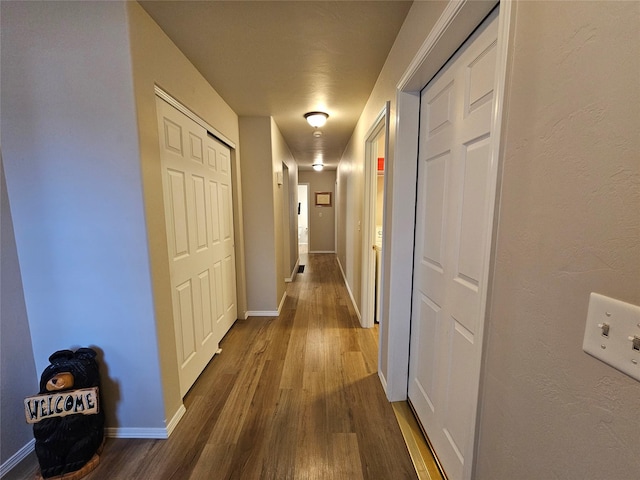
[2,0,165,435]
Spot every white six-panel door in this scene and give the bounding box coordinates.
[156,97,238,397]
[408,9,499,480]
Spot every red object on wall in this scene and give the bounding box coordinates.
[377,157,384,172]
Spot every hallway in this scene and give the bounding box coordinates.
[10,254,418,480]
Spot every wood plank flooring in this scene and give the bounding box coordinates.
[9,254,418,480]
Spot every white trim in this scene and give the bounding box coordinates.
[165,404,187,437]
[309,250,335,254]
[277,292,287,314]
[246,293,286,318]
[246,310,280,317]
[285,258,300,283]
[398,0,498,93]
[382,90,420,401]
[0,439,35,477]
[397,0,466,91]
[106,402,186,439]
[105,427,168,439]
[336,255,361,321]
[154,85,236,149]
[377,369,388,395]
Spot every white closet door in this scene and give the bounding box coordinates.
[156,97,237,397]
[408,9,499,480]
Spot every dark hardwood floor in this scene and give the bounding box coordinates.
[9,254,418,479]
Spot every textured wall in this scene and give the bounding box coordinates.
[476,2,640,479]
[2,0,165,432]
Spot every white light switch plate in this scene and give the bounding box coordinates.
[583,293,640,382]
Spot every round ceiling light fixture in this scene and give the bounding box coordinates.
[312,130,323,138]
[304,111,329,128]
[312,163,324,172]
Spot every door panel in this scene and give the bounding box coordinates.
[419,151,449,307]
[198,270,213,340]
[157,97,238,397]
[176,279,196,364]
[408,10,499,480]
[166,169,189,259]
[193,175,208,251]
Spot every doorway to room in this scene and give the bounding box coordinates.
[297,183,309,254]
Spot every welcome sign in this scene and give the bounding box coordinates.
[24,387,99,424]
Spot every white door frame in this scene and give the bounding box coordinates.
[382,2,512,469]
[361,103,390,328]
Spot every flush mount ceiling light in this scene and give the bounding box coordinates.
[312,163,324,172]
[304,111,329,128]
[312,130,323,138]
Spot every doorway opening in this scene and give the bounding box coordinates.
[297,183,309,255]
[361,104,390,329]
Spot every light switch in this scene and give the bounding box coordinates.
[583,293,640,382]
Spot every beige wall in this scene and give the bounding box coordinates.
[299,170,337,253]
[271,118,298,306]
[475,2,640,479]
[127,1,246,424]
[271,118,299,287]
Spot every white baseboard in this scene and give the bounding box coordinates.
[246,292,287,318]
[165,404,187,437]
[0,439,35,477]
[378,369,389,398]
[104,404,186,440]
[104,427,168,439]
[277,292,287,314]
[245,310,279,317]
[285,258,300,283]
[336,256,361,321]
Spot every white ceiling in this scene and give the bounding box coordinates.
[139,1,413,170]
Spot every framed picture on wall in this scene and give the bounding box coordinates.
[315,192,332,207]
